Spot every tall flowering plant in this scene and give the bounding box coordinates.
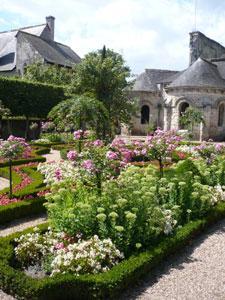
[145,129,182,177]
[0,135,31,160]
[67,138,126,194]
[194,142,225,164]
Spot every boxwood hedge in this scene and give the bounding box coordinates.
[1,202,225,299]
[0,77,65,118]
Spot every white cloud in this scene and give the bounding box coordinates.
[1,0,225,73]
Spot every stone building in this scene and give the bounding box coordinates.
[131,31,225,141]
[0,16,81,76]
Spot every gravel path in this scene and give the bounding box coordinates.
[0,177,9,190]
[42,149,61,163]
[121,218,225,300]
[0,213,47,237]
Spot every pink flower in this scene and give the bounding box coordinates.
[67,150,78,161]
[92,139,104,147]
[74,130,83,139]
[55,242,65,250]
[82,159,95,172]
[106,151,118,160]
[55,168,62,180]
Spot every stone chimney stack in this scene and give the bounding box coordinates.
[46,16,55,40]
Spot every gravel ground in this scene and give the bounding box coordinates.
[120,218,225,300]
[0,290,15,300]
[0,213,47,237]
[0,177,9,190]
[42,149,61,163]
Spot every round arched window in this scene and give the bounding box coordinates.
[179,102,189,129]
[141,105,150,124]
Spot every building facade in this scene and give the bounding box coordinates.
[0,16,81,76]
[131,31,225,141]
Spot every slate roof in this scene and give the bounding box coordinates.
[17,31,81,67]
[169,57,225,89]
[0,24,47,71]
[133,69,179,92]
[0,22,80,72]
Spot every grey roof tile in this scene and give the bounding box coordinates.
[133,69,179,91]
[169,57,225,89]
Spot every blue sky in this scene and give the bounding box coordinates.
[1,0,225,74]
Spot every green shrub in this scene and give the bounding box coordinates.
[0,197,46,225]
[0,77,65,118]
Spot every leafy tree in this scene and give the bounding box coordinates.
[23,62,75,86]
[48,94,109,139]
[180,107,204,140]
[69,46,135,138]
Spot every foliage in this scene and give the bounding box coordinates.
[45,159,225,255]
[69,46,135,138]
[48,95,109,138]
[23,62,76,86]
[0,76,65,118]
[180,107,204,136]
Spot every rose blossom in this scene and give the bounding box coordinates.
[67,150,78,161]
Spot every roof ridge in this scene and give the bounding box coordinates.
[145,68,179,72]
[0,23,46,35]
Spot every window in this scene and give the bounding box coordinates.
[179,102,189,129]
[218,103,224,127]
[141,105,150,124]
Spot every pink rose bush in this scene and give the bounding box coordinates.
[0,135,31,160]
[194,142,225,164]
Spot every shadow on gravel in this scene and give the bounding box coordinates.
[119,218,225,300]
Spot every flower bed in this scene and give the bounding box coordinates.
[0,164,47,224]
[1,202,225,299]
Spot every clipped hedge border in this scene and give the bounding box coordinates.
[0,196,46,225]
[1,202,225,299]
[0,165,46,197]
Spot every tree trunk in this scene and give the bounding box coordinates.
[25,117,29,140]
[159,158,163,178]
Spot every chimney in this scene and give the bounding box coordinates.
[46,16,55,40]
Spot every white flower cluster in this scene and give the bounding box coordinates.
[37,161,79,185]
[210,185,225,205]
[14,228,123,277]
[14,227,63,266]
[176,145,197,155]
[162,209,178,235]
[33,138,50,144]
[51,235,124,276]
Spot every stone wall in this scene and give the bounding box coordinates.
[131,91,163,135]
[189,31,225,65]
[164,87,225,141]
[16,32,44,75]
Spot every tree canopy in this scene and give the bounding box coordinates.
[69,46,135,137]
[23,62,75,86]
[48,94,109,138]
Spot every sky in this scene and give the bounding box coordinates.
[1,0,225,74]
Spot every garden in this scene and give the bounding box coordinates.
[1,127,225,299]
[1,47,225,299]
